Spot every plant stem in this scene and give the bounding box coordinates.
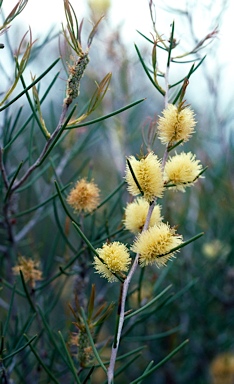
[11,103,69,192]
[107,201,156,383]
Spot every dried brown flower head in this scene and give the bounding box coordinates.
[67,178,100,213]
[12,256,43,288]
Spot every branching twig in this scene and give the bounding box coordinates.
[107,200,157,383]
[11,104,69,193]
[0,147,10,190]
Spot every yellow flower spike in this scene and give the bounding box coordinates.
[67,178,100,213]
[157,104,196,146]
[64,54,90,106]
[164,151,203,191]
[12,256,43,288]
[94,242,131,282]
[62,1,104,106]
[125,152,164,202]
[131,222,183,267]
[123,197,162,234]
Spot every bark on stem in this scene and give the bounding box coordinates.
[107,201,156,383]
[11,104,69,192]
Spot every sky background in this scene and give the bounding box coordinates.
[1,0,233,122]
[1,0,232,52]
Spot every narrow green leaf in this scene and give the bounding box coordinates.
[68,98,145,129]
[167,139,184,152]
[12,313,37,352]
[137,361,154,384]
[39,105,77,165]
[87,73,112,114]
[153,262,172,293]
[108,353,141,383]
[4,71,60,151]
[80,308,107,373]
[126,158,144,196]
[122,294,174,338]
[116,346,146,362]
[6,105,23,144]
[165,278,199,306]
[172,58,203,64]
[53,198,77,253]
[16,158,58,192]
[0,58,60,112]
[134,44,165,96]
[54,179,79,225]
[15,183,70,218]
[136,30,154,44]
[72,221,99,257]
[0,329,4,356]
[95,346,145,367]
[0,278,25,297]
[172,57,206,104]
[19,271,37,313]
[85,180,125,216]
[40,71,60,104]
[124,326,181,342]
[58,331,82,384]
[125,285,172,320]
[130,339,189,383]
[92,227,125,247]
[46,282,68,315]
[72,221,123,283]
[4,161,23,202]
[18,70,48,139]
[87,285,95,322]
[82,367,95,384]
[35,249,83,291]
[167,21,175,68]
[24,334,60,384]
[2,334,38,361]
[156,232,204,259]
[136,30,167,51]
[2,284,16,336]
[36,305,66,363]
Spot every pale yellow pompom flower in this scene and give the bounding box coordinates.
[67,178,100,213]
[12,256,43,288]
[164,152,203,192]
[88,0,111,14]
[123,197,162,234]
[131,223,183,267]
[125,152,164,202]
[94,242,131,282]
[157,104,196,145]
[210,353,234,384]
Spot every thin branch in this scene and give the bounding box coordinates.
[0,147,9,189]
[107,200,158,383]
[11,104,70,192]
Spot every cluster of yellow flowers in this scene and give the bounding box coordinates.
[93,242,131,282]
[157,103,196,145]
[56,103,203,283]
[12,103,202,284]
[125,152,164,201]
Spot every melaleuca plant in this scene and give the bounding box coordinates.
[0,1,217,383]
